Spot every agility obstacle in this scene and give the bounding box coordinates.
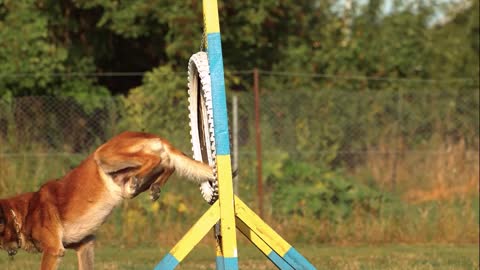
[155,1,316,269]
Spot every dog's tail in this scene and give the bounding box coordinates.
[166,146,214,184]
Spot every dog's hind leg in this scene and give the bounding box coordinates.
[75,235,95,270]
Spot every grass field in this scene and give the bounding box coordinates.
[0,243,477,270]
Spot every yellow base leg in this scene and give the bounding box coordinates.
[154,201,220,270]
[235,196,316,270]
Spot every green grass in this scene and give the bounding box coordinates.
[0,243,478,269]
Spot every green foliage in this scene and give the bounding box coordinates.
[428,0,480,78]
[269,160,387,221]
[0,1,110,109]
[118,65,190,146]
[1,0,478,96]
[0,0,67,93]
[73,0,201,67]
[55,57,111,113]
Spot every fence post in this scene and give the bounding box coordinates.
[232,94,239,196]
[253,68,263,218]
[391,88,402,191]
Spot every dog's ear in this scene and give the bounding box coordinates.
[95,157,141,175]
[93,150,142,178]
[93,146,141,175]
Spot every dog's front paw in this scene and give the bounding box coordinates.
[130,176,140,190]
[7,249,17,257]
[124,176,140,197]
[150,185,161,201]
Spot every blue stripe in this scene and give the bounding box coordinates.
[207,32,230,155]
[154,253,179,270]
[216,256,225,270]
[284,248,317,270]
[223,257,239,270]
[267,251,295,270]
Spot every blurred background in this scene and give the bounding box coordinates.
[0,0,478,268]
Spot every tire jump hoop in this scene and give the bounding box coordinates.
[187,52,218,205]
[155,1,316,269]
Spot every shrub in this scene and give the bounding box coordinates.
[268,160,387,222]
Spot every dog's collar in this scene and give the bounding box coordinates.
[9,209,23,254]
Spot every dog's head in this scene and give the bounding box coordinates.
[0,203,19,256]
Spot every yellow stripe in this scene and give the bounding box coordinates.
[203,0,220,33]
[170,201,220,261]
[216,155,238,258]
[236,217,273,256]
[234,196,291,256]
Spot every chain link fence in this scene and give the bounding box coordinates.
[232,72,478,207]
[0,72,479,205]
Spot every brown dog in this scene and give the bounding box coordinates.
[0,131,214,269]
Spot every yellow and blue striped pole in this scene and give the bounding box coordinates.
[203,1,239,269]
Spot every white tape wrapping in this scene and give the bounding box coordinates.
[187,52,219,204]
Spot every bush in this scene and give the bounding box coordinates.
[268,160,387,222]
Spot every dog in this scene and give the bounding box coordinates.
[0,131,214,269]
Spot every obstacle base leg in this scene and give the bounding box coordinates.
[154,201,220,270]
[235,196,316,270]
[236,217,294,270]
